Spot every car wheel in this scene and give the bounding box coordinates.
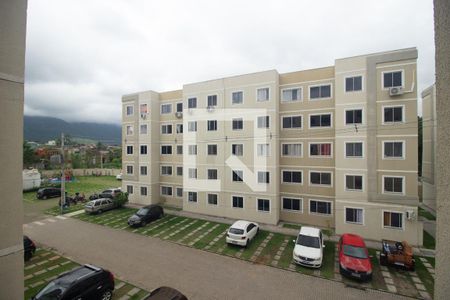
[141,220,146,227]
[98,209,103,214]
[42,195,47,200]
[244,239,249,248]
[100,289,113,300]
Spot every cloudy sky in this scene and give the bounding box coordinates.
[25,0,435,124]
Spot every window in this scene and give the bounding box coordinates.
[126,185,133,194]
[282,88,302,102]
[232,144,243,156]
[282,197,302,212]
[232,91,243,104]
[383,176,404,194]
[207,120,217,131]
[346,208,363,224]
[310,114,331,128]
[383,71,402,88]
[176,102,183,112]
[140,166,147,176]
[188,97,197,109]
[232,196,244,208]
[310,84,331,99]
[345,109,362,124]
[161,104,172,114]
[126,145,133,155]
[126,165,133,175]
[257,171,270,184]
[208,169,218,180]
[161,145,172,155]
[310,172,332,185]
[257,88,269,101]
[176,166,183,176]
[161,166,172,176]
[257,144,270,156]
[257,116,270,128]
[140,104,148,114]
[384,141,404,158]
[282,171,302,184]
[282,116,302,129]
[257,199,270,212]
[176,187,183,197]
[161,124,172,134]
[176,145,183,155]
[310,200,332,215]
[126,105,133,116]
[176,124,183,134]
[345,76,363,92]
[188,145,197,155]
[207,144,217,155]
[207,95,217,107]
[188,191,197,202]
[140,145,148,155]
[346,175,363,191]
[140,124,147,135]
[161,186,173,196]
[345,142,363,158]
[383,211,403,229]
[310,143,332,157]
[383,106,403,123]
[232,170,243,182]
[208,194,218,205]
[188,121,197,132]
[232,118,243,130]
[188,168,197,179]
[126,125,134,136]
[282,144,302,157]
[140,186,147,196]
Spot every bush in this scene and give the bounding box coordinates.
[113,192,128,208]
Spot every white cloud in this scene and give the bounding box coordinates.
[25,0,435,123]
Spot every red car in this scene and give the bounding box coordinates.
[338,233,372,281]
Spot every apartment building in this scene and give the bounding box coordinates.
[122,48,423,245]
[421,84,436,211]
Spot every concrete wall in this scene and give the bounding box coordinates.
[41,168,121,177]
[0,0,27,299]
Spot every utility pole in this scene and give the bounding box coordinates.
[60,133,65,215]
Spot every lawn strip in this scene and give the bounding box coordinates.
[321,241,336,279]
[277,235,295,269]
[368,248,387,291]
[239,231,269,261]
[423,230,436,249]
[282,223,301,230]
[415,257,434,297]
[254,233,285,265]
[192,224,229,249]
[167,220,206,241]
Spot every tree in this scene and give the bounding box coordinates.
[23,141,39,167]
[113,192,128,208]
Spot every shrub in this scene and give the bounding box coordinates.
[113,192,128,208]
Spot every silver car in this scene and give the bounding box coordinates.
[84,198,116,214]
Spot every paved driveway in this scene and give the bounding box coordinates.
[24,217,411,300]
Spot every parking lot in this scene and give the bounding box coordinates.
[73,208,435,299]
[24,248,150,300]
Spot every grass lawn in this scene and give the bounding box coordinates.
[415,258,435,297]
[368,248,387,291]
[282,223,301,230]
[423,230,436,249]
[418,207,436,221]
[25,248,148,300]
[321,241,335,279]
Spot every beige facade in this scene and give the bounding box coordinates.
[122,48,423,245]
[421,84,436,211]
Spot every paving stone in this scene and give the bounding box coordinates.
[24,274,33,280]
[419,257,428,262]
[428,268,435,274]
[279,247,285,251]
[380,266,388,271]
[36,260,48,265]
[48,255,60,261]
[60,261,71,265]
[45,275,57,282]
[419,290,432,300]
[115,282,125,290]
[384,278,394,285]
[412,276,422,283]
[276,251,282,256]
[47,265,59,271]
[381,271,391,278]
[34,269,47,276]
[386,284,397,293]
[30,281,45,288]
[127,287,140,296]
[334,274,342,281]
[274,255,281,260]
[119,295,130,300]
[313,269,321,276]
[415,283,426,291]
[254,251,261,256]
[25,264,36,270]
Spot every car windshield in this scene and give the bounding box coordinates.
[229,228,244,235]
[102,190,112,194]
[296,234,320,248]
[343,245,368,259]
[137,208,149,216]
[34,282,66,300]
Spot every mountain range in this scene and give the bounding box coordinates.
[24,116,121,145]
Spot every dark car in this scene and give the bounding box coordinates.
[144,286,188,300]
[128,205,164,227]
[32,264,114,300]
[99,188,122,199]
[36,187,61,200]
[24,236,36,261]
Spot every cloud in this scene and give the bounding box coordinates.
[25,0,435,123]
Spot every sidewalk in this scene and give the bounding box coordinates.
[126,203,435,257]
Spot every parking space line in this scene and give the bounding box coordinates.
[271,238,289,267]
[205,230,227,251]
[185,223,218,246]
[153,218,190,238]
[163,219,199,240]
[250,233,274,262]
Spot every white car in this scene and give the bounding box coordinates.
[116,173,122,180]
[226,220,259,247]
[292,226,324,268]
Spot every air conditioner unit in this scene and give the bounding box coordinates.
[140,113,147,119]
[207,106,215,112]
[389,87,404,96]
[406,210,416,221]
[175,111,183,118]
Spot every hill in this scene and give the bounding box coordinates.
[24,116,121,145]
